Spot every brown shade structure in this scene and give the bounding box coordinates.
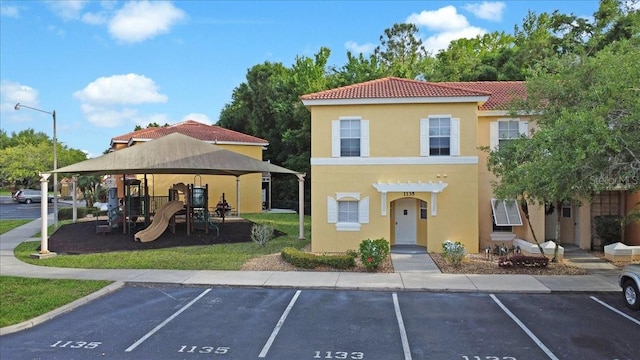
[53,132,300,176]
[52,132,306,239]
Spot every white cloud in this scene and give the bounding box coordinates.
[422,26,487,53]
[463,1,506,22]
[181,113,212,125]
[345,41,376,55]
[406,6,470,32]
[0,81,40,113]
[74,74,169,128]
[47,0,87,21]
[108,1,185,43]
[0,5,20,18]
[82,11,107,25]
[80,104,137,128]
[405,5,488,53]
[73,73,168,105]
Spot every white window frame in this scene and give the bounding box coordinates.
[491,198,523,226]
[327,193,369,231]
[332,117,369,158]
[420,115,459,156]
[489,118,528,149]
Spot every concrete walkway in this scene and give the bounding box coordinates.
[0,218,623,293]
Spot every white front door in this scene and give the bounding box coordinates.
[394,198,417,245]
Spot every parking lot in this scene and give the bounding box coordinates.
[1,286,639,359]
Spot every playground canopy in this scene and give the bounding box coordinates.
[53,132,301,176]
[53,132,306,239]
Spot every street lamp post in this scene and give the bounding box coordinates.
[14,103,58,228]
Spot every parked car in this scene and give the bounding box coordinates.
[11,190,22,201]
[620,264,640,311]
[15,189,54,204]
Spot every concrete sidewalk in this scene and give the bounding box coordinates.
[0,218,622,293]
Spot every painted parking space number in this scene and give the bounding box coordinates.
[313,351,364,359]
[462,357,516,360]
[50,340,102,349]
[178,345,230,354]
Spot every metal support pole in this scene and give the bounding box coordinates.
[297,174,306,240]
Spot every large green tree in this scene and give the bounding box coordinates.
[0,129,87,190]
[487,38,640,257]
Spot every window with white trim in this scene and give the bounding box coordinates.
[490,119,528,149]
[420,200,428,219]
[420,116,459,156]
[338,201,359,222]
[340,119,360,157]
[491,199,523,227]
[429,117,450,155]
[331,118,369,157]
[327,193,369,231]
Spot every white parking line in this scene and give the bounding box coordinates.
[125,288,211,352]
[259,290,301,358]
[590,296,640,326]
[392,293,412,360]
[490,294,559,360]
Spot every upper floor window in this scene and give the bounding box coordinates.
[498,120,520,147]
[420,116,460,157]
[490,119,528,149]
[332,118,369,158]
[429,117,450,156]
[340,119,361,157]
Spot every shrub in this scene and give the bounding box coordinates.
[280,247,355,270]
[58,207,89,220]
[594,215,622,246]
[442,240,466,265]
[359,238,390,271]
[250,223,274,246]
[498,255,549,268]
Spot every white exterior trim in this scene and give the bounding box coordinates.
[311,156,478,166]
[372,181,448,193]
[373,182,447,217]
[479,110,533,117]
[302,96,489,106]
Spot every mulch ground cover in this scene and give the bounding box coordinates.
[47,219,262,255]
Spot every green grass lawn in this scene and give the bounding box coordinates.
[0,219,31,235]
[1,213,310,328]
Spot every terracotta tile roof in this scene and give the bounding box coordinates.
[301,77,490,100]
[301,77,526,111]
[111,120,268,146]
[436,81,526,111]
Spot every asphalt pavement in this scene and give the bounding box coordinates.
[0,215,624,335]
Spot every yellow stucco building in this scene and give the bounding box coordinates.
[109,120,268,215]
[302,77,638,254]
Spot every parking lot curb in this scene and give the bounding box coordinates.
[0,281,125,336]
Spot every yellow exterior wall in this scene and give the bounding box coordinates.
[310,103,479,253]
[476,114,545,249]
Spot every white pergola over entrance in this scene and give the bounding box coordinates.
[372,181,448,216]
[52,132,306,239]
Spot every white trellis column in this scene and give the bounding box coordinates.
[72,176,78,223]
[235,176,240,216]
[297,174,306,240]
[33,173,56,259]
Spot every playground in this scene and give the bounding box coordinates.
[47,218,275,255]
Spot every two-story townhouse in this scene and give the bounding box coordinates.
[109,120,269,215]
[301,77,542,253]
[303,77,640,253]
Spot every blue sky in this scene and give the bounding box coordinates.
[1,1,601,158]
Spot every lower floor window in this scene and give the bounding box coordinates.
[338,200,359,223]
